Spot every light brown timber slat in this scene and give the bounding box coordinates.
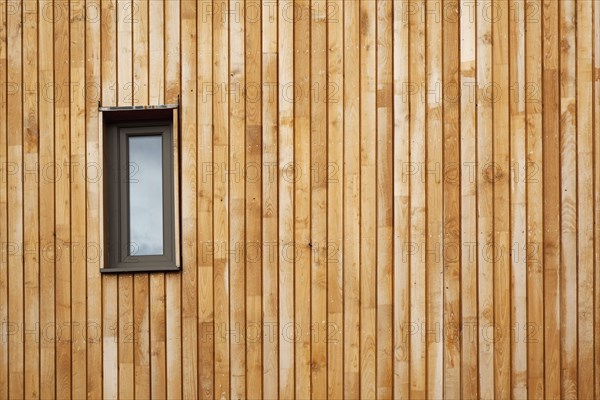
[180,0,198,398]
[525,0,545,397]
[477,1,495,397]
[459,0,479,397]
[213,0,230,397]
[327,0,344,397]
[426,1,443,398]
[360,0,377,397]
[392,1,410,398]
[23,1,39,397]
[198,1,215,399]
[376,0,393,397]
[344,0,361,397]
[559,0,578,398]
[509,0,527,397]
[261,0,278,397]
[408,1,426,397]
[310,0,327,397]
[245,0,263,397]
[54,0,71,396]
[229,0,246,396]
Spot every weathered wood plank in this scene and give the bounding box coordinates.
[198,1,214,399]
[327,0,344,397]
[408,1,426,397]
[229,0,246,396]
[509,0,527,397]
[542,1,561,398]
[376,0,393,397]
[426,1,443,398]
[0,1,8,396]
[559,0,578,398]
[443,1,462,397]
[261,0,278,396]
[459,0,479,397]
[392,1,410,397]
[310,0,328,397]
[180,0,198,398]
[85,0,103,397]
[525,0,545,397]
[54,0,71,396]
[477,1,495,397]
[23,1,39,397]
[360,0,377,397]
[213,0,230,397]
[245,0,263,397]
[576,1,595,398]
[278,0,295,396]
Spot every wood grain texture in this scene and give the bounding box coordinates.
[0,0,598,398]
[0,2,7,397]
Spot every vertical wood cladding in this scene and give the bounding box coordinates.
[0,0,599,398]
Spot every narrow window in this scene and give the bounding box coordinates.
[101,106,180,273]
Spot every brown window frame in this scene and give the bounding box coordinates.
[100,106,181,273]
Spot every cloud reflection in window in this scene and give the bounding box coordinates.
[128,135,164,256]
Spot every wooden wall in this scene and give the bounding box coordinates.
[0,0,599,398]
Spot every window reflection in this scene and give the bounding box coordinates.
[128,135,164,255]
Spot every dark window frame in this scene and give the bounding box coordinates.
[100,107,181,273]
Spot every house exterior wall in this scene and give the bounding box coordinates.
[1,0,599,398]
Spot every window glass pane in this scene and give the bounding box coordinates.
[128,135,164,255]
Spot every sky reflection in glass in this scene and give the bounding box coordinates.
[128,135,164,255]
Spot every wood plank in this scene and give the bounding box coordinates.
[229,0,246,396]
[542,1,561,398]
[443,0,462,397]
[360,0,377,397]
[327,0,344,397]
[245,0,263,397]
[376,0,393,397]
[426,1,443,398]
[261,0,278,396]
[509,0,527,397]
[85,0,103,398]
[213,0,230,397]
[392,1,410,397]
[180,0,198,398]
[408,1,426,397]
[459,0,479,397]
[278,0,295,396]
[310,0,327,397]
[595,3,600,398]
[559,0,578,398]
[492,0,511,396]
[476,1,495,397]
[576,1,595,398]
[70,1,87,397]
[198,0,214,398]
[150,276,166,399]
[23,1,39,397]
[0,1,8,396]
[525,0,544,397]
[0,1,7,398]
[54,0,71,396]
[7,1,23,398]
[344,1,361,397]
[294,0,311,397]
